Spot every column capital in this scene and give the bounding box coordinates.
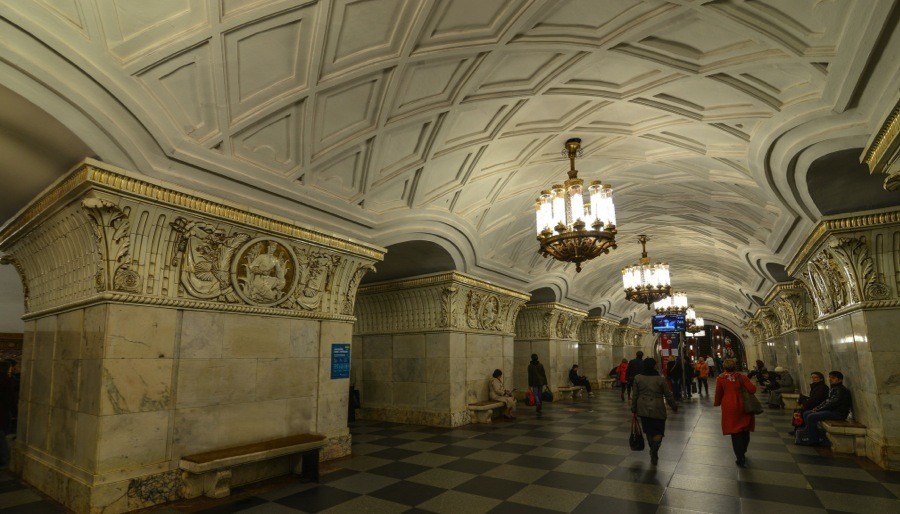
[0,160,384,320]
[515,302,587,341]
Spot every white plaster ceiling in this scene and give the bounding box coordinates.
[1,0,899,332]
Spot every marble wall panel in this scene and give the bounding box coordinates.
[257,357,317,400]
[392,358,426,382]
[425,332,450,358]
[426,357,448,383]
[78,359,102,415]
[450,378,466,411]
[48,407,77,462]
[426,382,450,410]
[363,358,391,382]
[101,359,173,415]
[360,379,392,405]
[350,335,362,386]
[180,311,224,358]
[73,412,99,472]
[106,305,177,359]
[55,310,83,360]
[26,401,50,451]
[318,352,351,397]
[176,359,254,408]
[466,333,501,358]
[290,318,321,358]
[392,382,425,408]
[34,315,56,361]
[21,320,35,360]
[796,331,828,395]
[173,400,289,456]
[362,334,392,358]
[861,307,900,353]
[29,357,52,407]
[316,393,349,433]
[82,304,106,359]
[222,314,291,358]
[393,333,426,358]
[320,321,353,353]
[284,396,317,434]
[96,410,170,473]
[50,359,80,411]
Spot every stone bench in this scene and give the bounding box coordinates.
[557,386,584,400]
[180,433,327,499]
[598,378,615,389]
[821,420,867,456]
[469,400,505,423]
[782,393,801,407]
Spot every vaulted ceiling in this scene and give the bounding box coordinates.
[1,0,898,334]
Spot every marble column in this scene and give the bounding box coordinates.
[513,303,587,392]
[353,272,528,427]
[782,208,900,469]
[761,281,823,394]
[0,161,383,513]
[578,317,619,386]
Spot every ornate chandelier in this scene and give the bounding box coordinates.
[654,291,688,314]
[685,307,704,334]
[622,235,671,308]
[535,138,617,272]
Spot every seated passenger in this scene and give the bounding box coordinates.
[569,364,595,397]
[766,366,794,408]
[797,371,852,446]
[489,369,517,419]
[788,371,828,436]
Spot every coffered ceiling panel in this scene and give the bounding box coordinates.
[1,0,897,331]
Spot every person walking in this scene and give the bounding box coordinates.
[705,355,716,378]
[527,354,548,415]
[695,357,710,396]
[625,351,644,401]
[616,358,629,401]
[667,356,683,401]
[631,357,677,465]
[714,359,757,467]
[490,369,517,419]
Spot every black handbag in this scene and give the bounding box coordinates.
[629,413,645,451]
[541,386,554,402]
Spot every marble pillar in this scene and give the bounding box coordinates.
[352,272,528,427]
[578,317,620,386]
[513,303,587,392]
[781,208,900,469]
[0,161,383,513]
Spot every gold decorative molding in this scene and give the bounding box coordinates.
[862,98,900,190]
[515,302,587,340]
[785,208,900,276]
[0,160,385,261]
[357,270,530,300]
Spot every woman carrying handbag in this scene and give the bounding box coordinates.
[631,357,677,465]
[714,358,758,467]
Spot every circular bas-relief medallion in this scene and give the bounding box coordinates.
[231,238,298,306]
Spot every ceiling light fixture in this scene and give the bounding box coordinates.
[535,138,617,272]
[622,234,671,308]
[654,291,688,314]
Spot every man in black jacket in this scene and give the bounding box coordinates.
[789,371,829,436]
[800,370,852,445]
[625,351,644,401]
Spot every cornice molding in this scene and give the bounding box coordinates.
[357,271,529,300]
[862,96,900,190]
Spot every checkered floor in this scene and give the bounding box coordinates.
[2,388,899,513]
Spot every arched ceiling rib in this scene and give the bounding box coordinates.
[1,0,898,332]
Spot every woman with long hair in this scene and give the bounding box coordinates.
[714,358,757,466]
[631,357,677,465]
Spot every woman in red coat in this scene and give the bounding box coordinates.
[714,359,757,467]
[616,359,629,401]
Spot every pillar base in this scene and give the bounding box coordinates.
[357,407,469,427]
[866,435,900,470]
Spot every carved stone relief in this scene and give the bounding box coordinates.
[0,255,28,310]
[83,198,141,294]
[171,217,250,302]
[805,236,890,317]
[231,238,297,306]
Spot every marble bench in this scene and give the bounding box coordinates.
[781,392,801,407]
[557,386,584,400]
[468,400,505,423]
[598,378,616,389]
[821,420,867,456]
[180,433,326,499]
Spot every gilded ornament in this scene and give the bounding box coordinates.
[232,239,297,306]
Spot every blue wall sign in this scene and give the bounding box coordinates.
[331,343,350,379]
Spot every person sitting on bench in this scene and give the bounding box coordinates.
[797,371,852,446]
[489,369,517,419]
[568,364,595,397]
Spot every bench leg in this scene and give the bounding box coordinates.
[470,410,492,424]
[182,470,233,499]
[292,448,321,482]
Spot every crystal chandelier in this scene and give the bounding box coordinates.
[686,310,704,334]
[622,235,671,308]
[535,138,617,272]
[654,291,688,314]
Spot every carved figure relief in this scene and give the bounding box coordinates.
[171,217,250,302]
[232,238,297,306]
[82,198,141,293]
[466,291,505,331]
[283,247,340,310]
[480,295,500,329]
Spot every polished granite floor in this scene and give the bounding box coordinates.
[2,388,899,513]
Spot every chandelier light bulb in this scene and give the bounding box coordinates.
[622,235,672,308]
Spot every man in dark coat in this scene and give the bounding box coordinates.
[624,351,644,401]
[799,371,852,445]
[527,354,548,414]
